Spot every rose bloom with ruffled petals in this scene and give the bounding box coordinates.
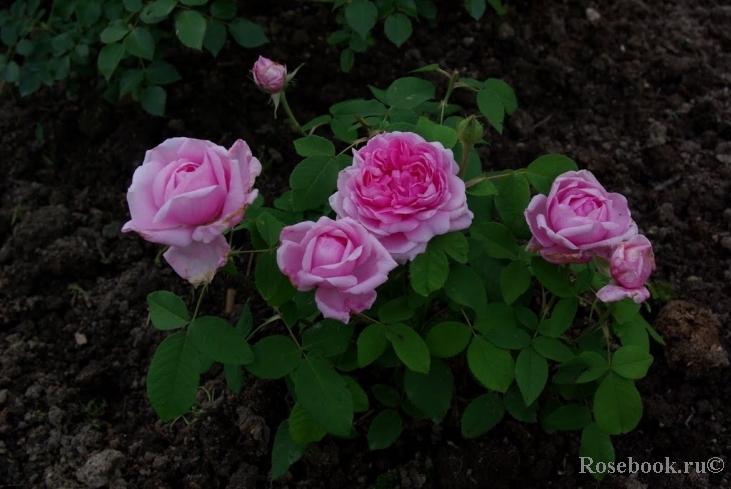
[252,56,287,94]
[277,217,398,323]
[122,137,261,285]
[329,132,473,263]
[524,170,638,264]
[596,234,655,304]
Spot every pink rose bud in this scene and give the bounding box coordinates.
[122,137,262,248]
[596,234,655,304]
[163,235,230,287]
[252,56,287,94]
[329,132,473,263]
[277,217,398,323]
[524,170,638,264]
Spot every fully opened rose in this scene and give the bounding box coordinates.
[329,132,473,263]
[524,170,637,264]
[122,137,262,285]
[596,234,655,303]
[277,217,398,323]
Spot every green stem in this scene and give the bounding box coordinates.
[191,284,208,321]
[280,91,305,136]
[246,313,281,341]
[458,140,473,179]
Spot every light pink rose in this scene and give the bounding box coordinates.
[122,137,261,285]
[252,56,287,94]
[524,170,637,264]
[596,234,655,304]
[329,132,473,263]
[277,217,398,323]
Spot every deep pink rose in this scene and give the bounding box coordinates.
[277,217,398,323]
[122,137,261,285]
[524,170,637,264]
[252,56,286,94]
[329,132,473,263]
[596,234,655,304]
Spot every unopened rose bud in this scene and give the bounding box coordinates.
[456,115,484,147]
[252,56,287,94]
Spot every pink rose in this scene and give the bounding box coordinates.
[277,217,398,323]
[524,170,637,264]
[252,56,287,94]
[329,132,473,263]
[596,234,655,304]
[122,137,261,285]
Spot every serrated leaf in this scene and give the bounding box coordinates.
[471,221,520,260]
[530,256,574,298]
[467,178,498,196]
[495,171,531,236]
[580,423,615,482]
[296,357,353,437]
[485,326,532,350]
[386,77,436,109]
[210,0,236,19]
[302,320,354,357]
[542,404,591,432]
[409,244,449,296]
[500,260,531,304]
[228,18,268,48]
[484,78,517,114]
[289,402,327,445]
[403,358,453,423]
[224,363,243,394]
[503,384,537,422]
[147,332,200,421]
[368,409,402,450]
[477,88,504,133]
[245,335,301,379]
[203,18,227,56]
[432,232,468,263]
[426,321,471,358]
[344,376,369,412]
[384,13,412,47]
[293,135,336,157]
[289,156,339,211]
[175,10,207,50]
[255,250,295,306]
[119,68,144,97]
[525,154,579,195]
[271,421,304,480]
[97,42,125,81]
[124,27,155,60]
[145,61,182,85]
[444,264,487,316]
[372,384,401,408]
[100,19,130,43]
[532,335,574,362]
[357,323,389,367]
[467,335,515,392]
[461,392,504,438]
[515,347,548,406]
[385,323,430,374]
[464,0,486,20]
[140,85,166,116]
[344,0,377,39]
[147,291,189,330]
[593,375,643,435]
[378,297,415,324]
[187,316,253,365]
[611,346,653,380]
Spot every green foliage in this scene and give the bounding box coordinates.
[0,0,267,114]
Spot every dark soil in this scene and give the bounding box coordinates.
[1,0,730,488]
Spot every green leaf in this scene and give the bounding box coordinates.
[97,43,125,81]
[515,347,548,406]
[467,335,515,393]
[357,323,389,367]
[124,27,155,60]
[368,409,402,450]
[542,404,591,432]
[296,357,353,437]
[146,332,200,421]
[530,256,574,298]
[532,335,574,363]
[432,232,468,263]
[444,264,487,315]
[224,363,244,394]
[415,117,458,148]
[18,73,41,97]
[340,48,354,73]
[140,85,167,116]
[255,250,295,306]
[378,296,415,323]
[344,376,369,412]
[611,346,653,380]
[544,297,578,337]
[477,87,504,133]
[255,211,285,247]
[525,154,579,194]
[187,316,253,365]
[613,317,650,352]
[461,392,504,438]
[302,320,354,357]
[1,61,20,83]
[271,421,304,480]
[499,260,531,304]
[344,0,377,39]
[464,0,486,20]
[403,358,453,423]
[101,20,130,44]
[289,402,327,445]
[484,78,518,114]
[384,13,412,47]
[182,0,208,4]
[426,321,471,358]
[289,156,339,211]
[580,423,615,482]
[228,18,268,48]
[293,135,336,157]
[385,323,430,374]
[411,63,441,73]
[572,351,609,383]
[467,178,498,196]
[487,0,506,14]
[210,0,236,19]
[145,61,182,85]
[203,19,227,56]
[495,171,531,236]
[485,326,532,350]
[593,375,643,435]
[141,0,176,19]
[372,384,401,408]
[75,0,102,26]
[474,302,517,335]
[245,335,301,379]
[470,222,520,260]
[147,291,188,330]
[386,77,436,109]
[409,244,449,296]
[503,384,537,422]
[175,10,207,50]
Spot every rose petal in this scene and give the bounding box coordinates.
[163,234,229,286]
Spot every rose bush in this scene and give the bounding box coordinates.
[122,137,261,285]
[524,170,637,264]
[329,132,473,263]
[596,234,655,303]
[252,56,287,94]
[277,216,398,323]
